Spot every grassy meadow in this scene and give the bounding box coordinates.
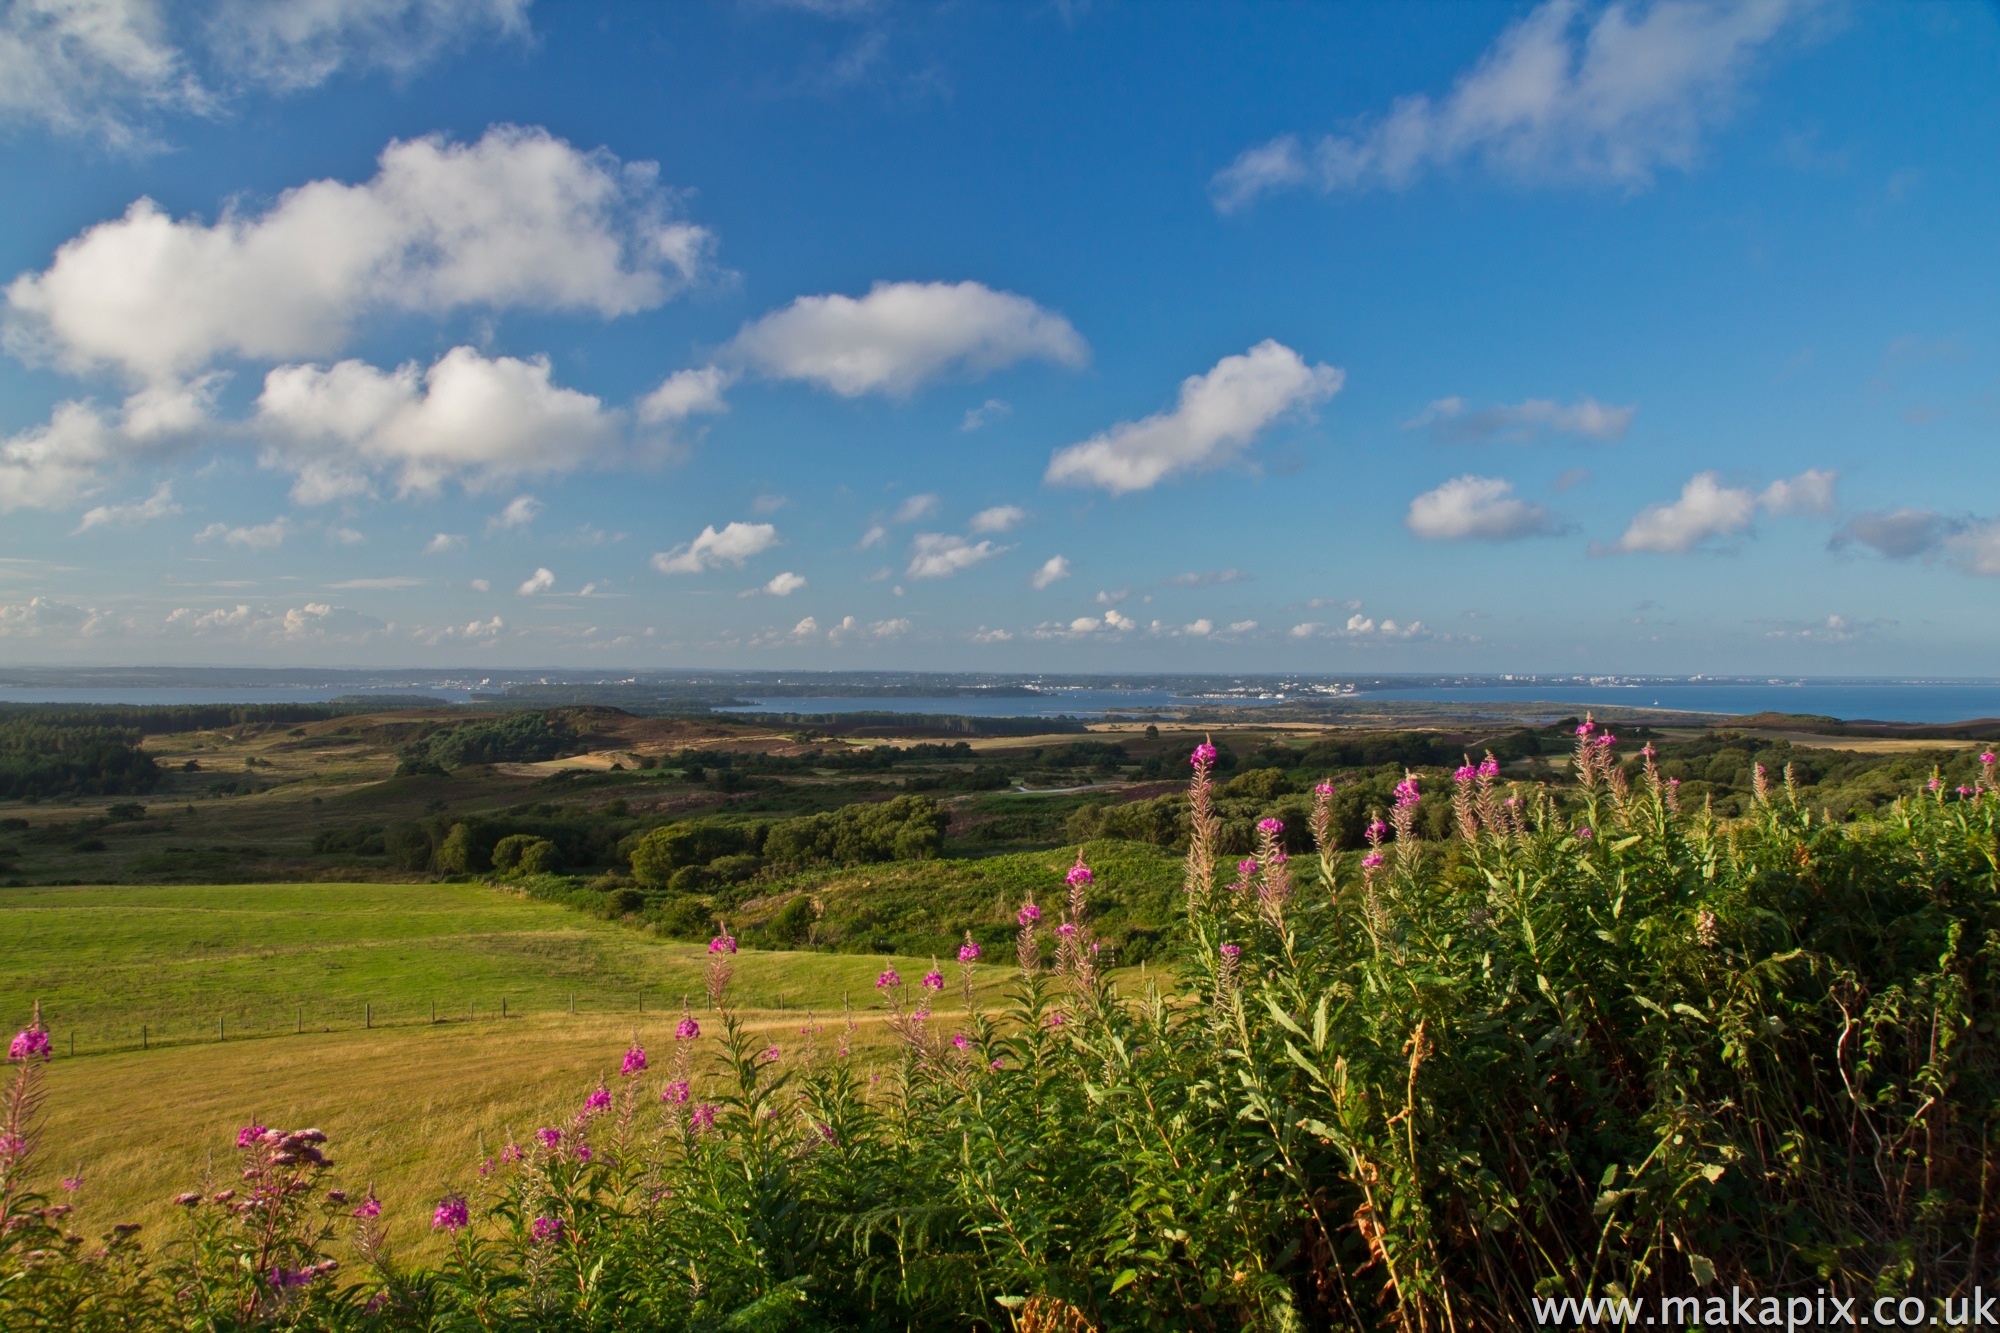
[4,879,979,1258]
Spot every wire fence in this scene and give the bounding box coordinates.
[12,989,781,1059]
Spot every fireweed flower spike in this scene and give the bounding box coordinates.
[952,1032,971,1051]
[1065,859,1093,889]
[530,1216,563,1245]
[661,1080,690,1105]
[957,935,981,964]
[584,1085,611,1114]
[921,967,945,991]
[235,1124,267,1149]
[1016,901,1041,926]
[432,1196,469,1232]
[8,1029,52,1062]
[1191,741,1217,769]
[621,1043,647,1076]
[536,1127,562,1151]
[691,1103,719,1133]
[875,968,902,989]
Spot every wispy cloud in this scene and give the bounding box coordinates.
[72,483,179,534]
[1404,396,1634,444]
[1211,0,1808,210]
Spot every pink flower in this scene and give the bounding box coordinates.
[1056,922,1076,938]
[575,1143,593,1163]
[501,1143,523,1163]
[1314,780,1334,796]
[1576,721,1594,736]
[951,1032,970,1051]
[1983,752,1996,767]
[174,1191,202,1207]
[761,1045,780,1062]
[8,1029,51,1063]
[921,969,945,990]
[1576,827,1594,841]
[674,1017,700,1041]
[1959,785,1976,797]
[1065,861,1093,888]
[1478,756,1499,778]
[583,1086,611,1114]
[352,1193,381,1219]
[1017,902,1041,926]
[235,1124,267,1149]
[1046,1010,1066,1028]
[0,1134,27,1162]
[1191,742,1217,769]
[989,1058,1003,1072]
[690,1103,719,1133]
[620,1044,647,1076]
[1393,777,1420,809]
[432,1196,469,1232]
[708,934,736,955]
[875,968,902,989]
[661,1080,691,1105]
[1367,819,1388,841]
[1219,943,1242,962]
[1235,857,1257,882]
[957,940,982,964]
[1928,777,1942,791]
[536,1127,562,1151]
[530,1215,563,1245]
[1453,765,1475,784]
[1257,817,1284,835]
[60,1175,82,1192]
[1361,851,1384,870]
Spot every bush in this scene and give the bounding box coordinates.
[762,794,946,866]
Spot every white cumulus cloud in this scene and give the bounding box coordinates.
[424,532,466,554]
[1612,471,1757,552]
[762,571,807,596]
[1045,340,1342,493]
[516,566,555,595]
[968,504,1025,534]
[636,364,733,425]
[1404,395,1634,443]
[906,532,1006,580]
[1030,555,1071,590]
[486,494,543,531]
[7,125,710,385]
[651,521,779,575]
[893,493,939,523]
[1406,474,1559,541]
[1758,467,1838,516]
[1612,467,1836,553]
[256,347,617,499]
[1211,0,1807,209]
[728,280,1088,397]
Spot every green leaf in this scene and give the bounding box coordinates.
[1111,1269,1138,1293]
[1688,1253,1717,1286]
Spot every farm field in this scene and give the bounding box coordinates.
[5,880,975,1257]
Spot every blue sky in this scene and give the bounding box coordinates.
[0,0,1996,673]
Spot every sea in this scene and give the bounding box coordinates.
[2,681,1998,726]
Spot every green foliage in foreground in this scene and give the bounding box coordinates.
[5,737,1999,1329]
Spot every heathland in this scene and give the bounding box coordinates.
[4,700,1999,1326]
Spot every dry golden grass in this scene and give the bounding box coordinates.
[30,1005,916,1265]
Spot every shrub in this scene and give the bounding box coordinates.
[762,794,946,866]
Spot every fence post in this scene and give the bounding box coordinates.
[501,998,506,1019]
[219,1016,225,1042]
[69,1032,74,1057]
[142,1025,147,1051]
[297,1006,302,1034]
[365,1002,371,1030]
[431,999,436,1024]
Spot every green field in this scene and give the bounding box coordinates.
[1,881,959,1050]
[4,879,989,1260]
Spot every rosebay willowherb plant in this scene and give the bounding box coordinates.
[3,730,1998,1329]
